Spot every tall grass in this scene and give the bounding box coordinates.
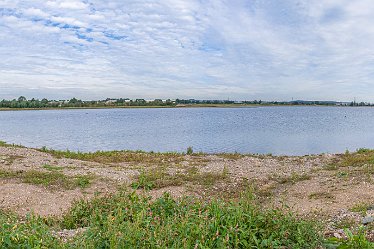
[1,190,373,248]
[64,191,324,248]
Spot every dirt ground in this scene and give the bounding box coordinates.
[1,146,373,236]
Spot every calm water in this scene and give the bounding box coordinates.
[0,106,374,155]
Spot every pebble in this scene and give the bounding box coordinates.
[362,216,374,225]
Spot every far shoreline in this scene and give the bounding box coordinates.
[0,103,370,112]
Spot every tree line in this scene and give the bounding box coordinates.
[0,96,372,109]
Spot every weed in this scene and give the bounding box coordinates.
[324,163,339,171]
[1,190,373,248]
[325,227,374,248]
[218,153,244,160]
[62,191,325,248]
[273,172,311,184]
[0,155,24,165]
[39,147,184,165]
[309,191,335,200]
[0,212,62,248]
[132,167,229,190]
[0,141,24,148]
[350,202,370,216]
[42,164,64,171]
[0,169,93,190]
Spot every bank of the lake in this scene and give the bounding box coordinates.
[0,142,373,247]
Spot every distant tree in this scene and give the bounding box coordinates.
[18,96,27,102]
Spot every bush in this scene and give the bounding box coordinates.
[186,146,193,155]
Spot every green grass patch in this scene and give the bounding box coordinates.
[131,166,229,190]
[0,140,24,148]
[272,172,311,184]
[350,202,370,216]
[62,191,324,248]
[217,152,245,160]
[42,164,64,171]
[39,147,184,165]
[308,191,335,200]
[326,228,374,249]
[0,169,93,190]
[0,155,24,165]
[0,212,62,248]
[1,190,373,248]
[337,148,374,167]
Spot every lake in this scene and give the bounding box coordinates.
[0,106,374,155]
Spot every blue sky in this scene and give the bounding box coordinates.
[1,0,374,101]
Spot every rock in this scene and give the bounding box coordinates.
[362,216,374,225]
[333,233,342,239]
[367,205,374,211]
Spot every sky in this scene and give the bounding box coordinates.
[1,0,374,101]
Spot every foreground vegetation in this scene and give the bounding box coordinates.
[1,190,373,248]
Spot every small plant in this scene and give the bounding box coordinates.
[0,169,93,190]
[273,172,311,184]
[42,164,64,171]
[325,227,374,248]
[75,175,93,188]
[131,171,154,190]
[309,191,335,200]
[186,146,193,155]
[350,202,370,216]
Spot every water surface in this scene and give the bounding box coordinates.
[0,106,373,155]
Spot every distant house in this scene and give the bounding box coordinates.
[105,99,117,105]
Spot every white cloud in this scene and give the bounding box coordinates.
[59,1,88,10]
[50,16,88,27]
[0,0,374,101]
[23,8,50,18]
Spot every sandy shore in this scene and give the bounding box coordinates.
[0,145,373,238]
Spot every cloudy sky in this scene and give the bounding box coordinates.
[0,0,374,101]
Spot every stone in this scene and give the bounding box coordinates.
[367,205,374,211]
[333,233,342,239]
[362,216,374,225]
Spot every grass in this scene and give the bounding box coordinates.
[0,141,24,148]
[42,164,64,171]
[350,202,370,216]
[336,148,374,167]
[308,191,335,200]
[272,172,311,184]
[217,152,245,160]
[39,147,185,165]
[1,190,373,248]
[131,166,229,190]
[0,212,62,248]
[0,190,325,248]
[326,228,374,249]
[0,169,93,190]
[321,149,374,183]
[332,217,358,230]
